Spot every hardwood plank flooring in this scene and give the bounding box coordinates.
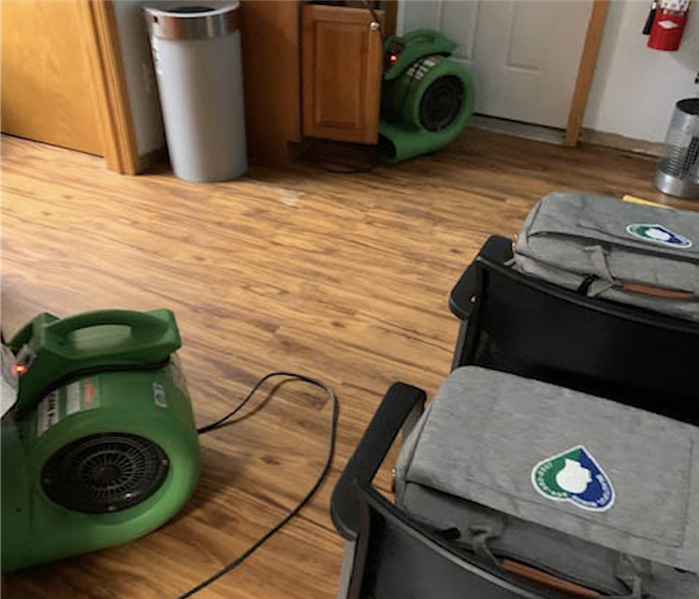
[1,130,695,599]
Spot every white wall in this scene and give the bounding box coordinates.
[113,0,166,156]
[583,0,699,143]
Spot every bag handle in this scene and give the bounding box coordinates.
[620,282,695,299]
[502,559,602,599]
[469,528,644,599]
[583,246,696,300]
[466,527,603,598]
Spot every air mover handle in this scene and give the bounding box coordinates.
[45,310,170,347]
[11,309,181,414]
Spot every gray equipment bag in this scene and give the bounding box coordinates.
[395,366,699,598]
[512,192,699,321]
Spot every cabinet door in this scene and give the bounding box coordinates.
[302,4,384,144]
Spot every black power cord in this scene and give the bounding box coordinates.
[173,372,339,599]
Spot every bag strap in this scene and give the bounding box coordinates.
[466,527,647,599]
[469,525,501,567]
[468,526,605,598]
[582,245,696,300]
[613,577,643,599]
[615,555,648,599]
[620,282,695,299]
[501,559,603,599]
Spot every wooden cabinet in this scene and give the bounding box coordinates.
[0,1,394,170]
[241,0,302,164]
[302,4,384,144]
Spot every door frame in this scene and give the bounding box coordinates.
[564,0,609,147]
[394,0,609,146]
[80,0,141,174]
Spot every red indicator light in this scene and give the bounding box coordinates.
[390,54,398,64]
[13,364,28,375]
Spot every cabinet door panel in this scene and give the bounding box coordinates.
[303,5,384,144]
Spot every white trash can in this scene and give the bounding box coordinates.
[144,2,247,182]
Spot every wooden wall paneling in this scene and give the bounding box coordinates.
[240,1,302,165]
[564,0,610,147]
[302,5,384,144]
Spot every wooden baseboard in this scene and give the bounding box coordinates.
[579,129,664,157]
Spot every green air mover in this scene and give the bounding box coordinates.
[380,29,475,162]
[1,309,199,573]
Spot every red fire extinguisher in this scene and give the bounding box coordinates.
[645,0,691,51]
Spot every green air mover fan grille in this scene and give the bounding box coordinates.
[379,45,475,163]
[42,433,169,514]
[419,75,464,132]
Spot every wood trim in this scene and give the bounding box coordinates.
[384,0,398,37]
[579,128,665,157]
[240,0,301,165]
[80,0,140,175]
[564,0,609,147]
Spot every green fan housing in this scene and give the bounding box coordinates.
[1,309,199,572]
[380,29,476,162]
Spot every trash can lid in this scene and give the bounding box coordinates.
[144,2,240,41]
[677,98,699,117]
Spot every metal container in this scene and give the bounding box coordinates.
[655,98,699,199]
[144,2,246,182]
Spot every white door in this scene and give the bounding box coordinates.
[401,0,593,128]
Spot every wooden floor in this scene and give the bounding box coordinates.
[2,131,696,599]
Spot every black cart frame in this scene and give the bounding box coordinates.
[331,235,699,599]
